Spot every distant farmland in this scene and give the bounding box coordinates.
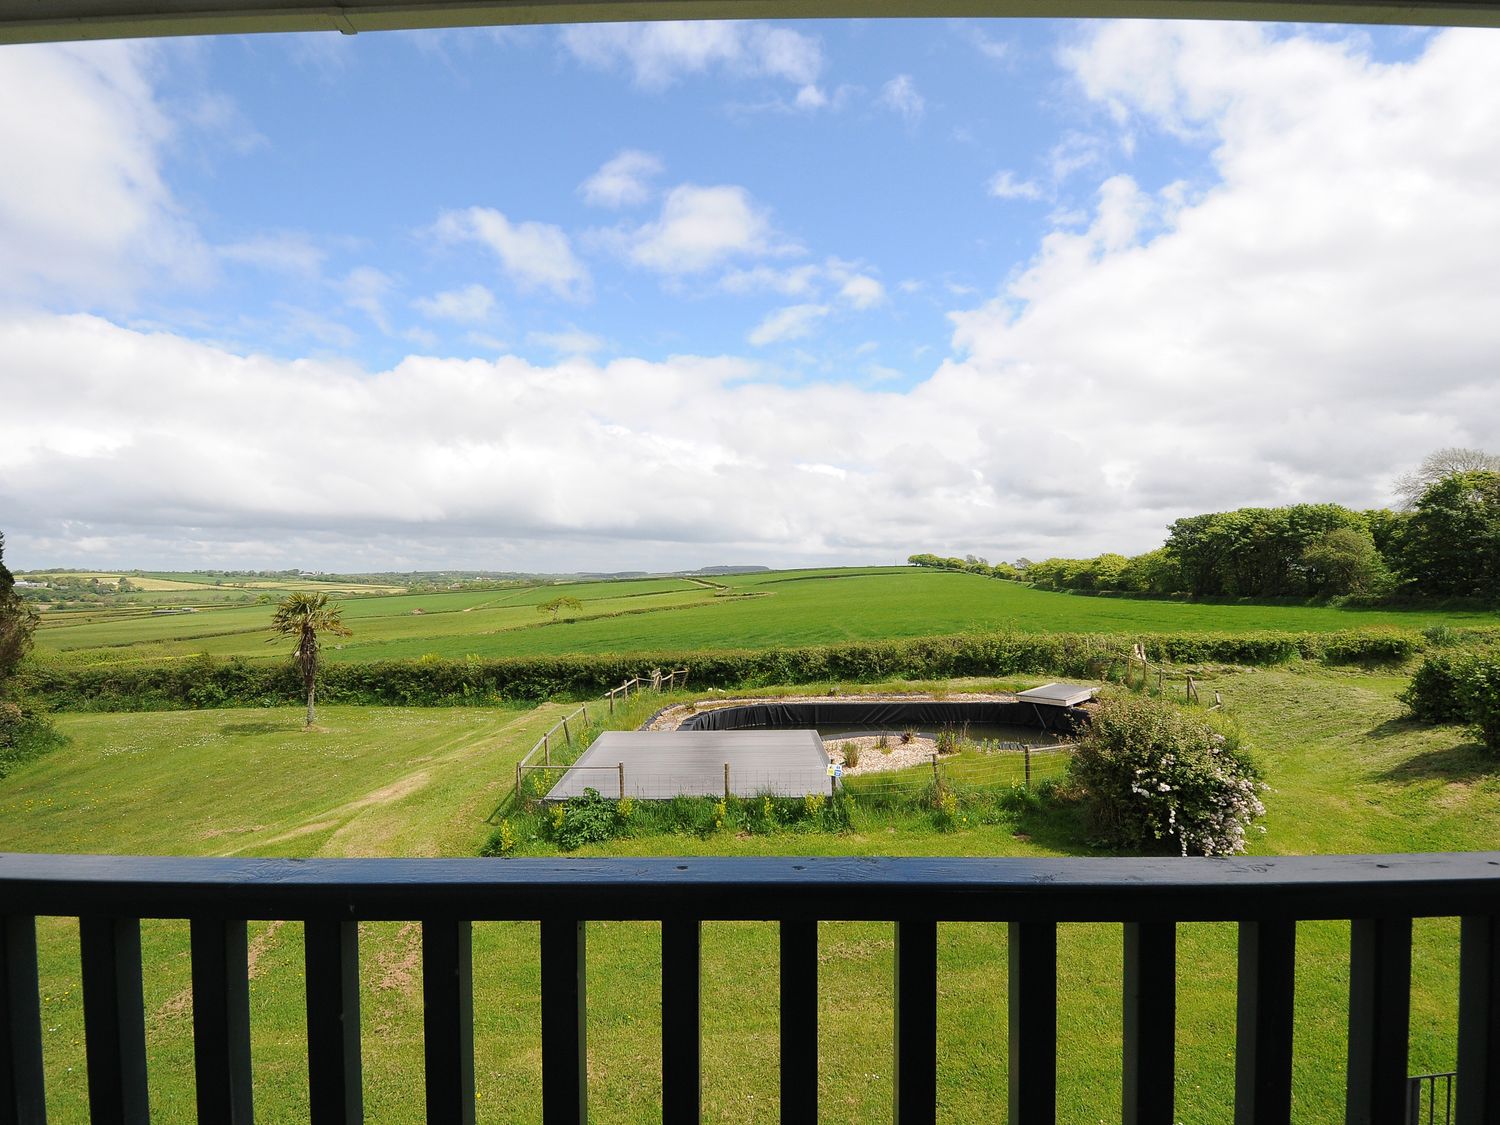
[28,567,1494,667]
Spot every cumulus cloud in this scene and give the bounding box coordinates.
[560,21,821,90]
[0,42,206,306]
[8,25,1500,571]
[879,74,925,123]
[839,275,885,309]
[947,23,1500,515]
[433,206,589,300]
[413,283,497,323]
[614,184,794,274]
[579,150,663,208]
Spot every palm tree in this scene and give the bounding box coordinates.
[271,592,352,727]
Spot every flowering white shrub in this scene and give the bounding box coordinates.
[1068,694,1266,856]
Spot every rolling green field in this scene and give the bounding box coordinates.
[29,566,1495,668]
[2,666,1496,1121]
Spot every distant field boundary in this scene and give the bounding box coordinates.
[15,626,1470,713]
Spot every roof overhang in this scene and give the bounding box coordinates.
[2,0,1499,45]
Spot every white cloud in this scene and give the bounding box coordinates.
[220,233,326,277]
[988,171,1045,201]
[433,207,590,300]
[560,21,821,90]
[879,75,925,123]
[527,327,606,355]
[617,184,793,275]
[579,150,663,208]
[748,303,829,345]
[339,266,395,333]
[972,31,1013,63]
[9,25,1500,571]
[413,283,497,323]
[0,42,206,306]
[719,263,823,297]
[839,275,886,310]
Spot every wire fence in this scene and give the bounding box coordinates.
[519,746,1077,806]
[490,668,690,820]
[842,747,1074,801]
[526,765,839,801]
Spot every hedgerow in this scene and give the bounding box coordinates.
[19,627,1421,712]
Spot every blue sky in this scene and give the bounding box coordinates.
[142,20,1137,375]
[2,18,1498,571]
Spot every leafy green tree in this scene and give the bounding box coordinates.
[538,595,583,621]
[0,533,38,686]
[271,592,352,727]
[1390,471,1500,597]
[1301,527,1390,596]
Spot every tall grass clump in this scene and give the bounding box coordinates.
[1068,694,1264,856]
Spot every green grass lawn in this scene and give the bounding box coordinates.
[30,566,1495,669]
[1,667,1496,1121]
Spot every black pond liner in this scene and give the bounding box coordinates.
[676,699,1090,738]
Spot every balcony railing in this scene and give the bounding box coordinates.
[2,850,1498,1124]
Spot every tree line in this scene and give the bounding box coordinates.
[911,451,1500,601]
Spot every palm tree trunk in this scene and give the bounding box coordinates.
[306,682,316,727]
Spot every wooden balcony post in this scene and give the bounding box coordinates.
[189,918,254,1124]
[1456,913,1499,1125]
[79,916,149,1125]
[422,919,475,1125]
[1,915,46,1124]
[304,919,361,1125]
[1234,920,1295,1125]
[779,920,818,1124]
[540,919,586,1125]
[1008,921,1057,1123]
[1346,917,1411,1125]
[661,920,700,1124]
[1123,921,1175,1125]
[894,919,937,1125]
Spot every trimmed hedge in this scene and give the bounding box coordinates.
[18,627,1423,713]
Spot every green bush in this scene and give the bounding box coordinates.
[1402,648,1500,751]
[547,788,624,851]
[0,697,66,779]
[1401,652,1479,724]
[1068,694,1265,856]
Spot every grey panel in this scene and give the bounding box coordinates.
[545,730,832,801]
[1017,683,1097,707]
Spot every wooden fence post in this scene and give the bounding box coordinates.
[515,762,521,797]
[581,704,588,723]
[544,734,550,767]
[618,763,625,800]
[931,753,939,786]
[724,763,730,801]
[1025,744,1032,789]
[608,691,614,716]
[563,717,572,747]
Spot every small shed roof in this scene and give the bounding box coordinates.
[1016,682,1097,707]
